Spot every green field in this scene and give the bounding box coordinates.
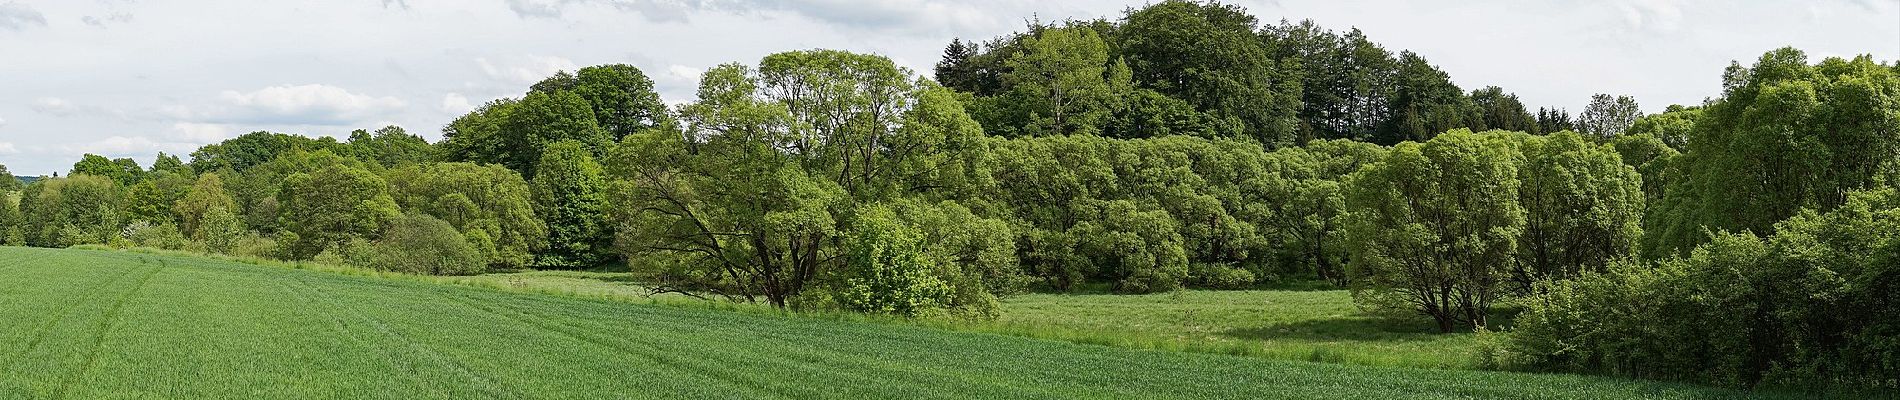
[0,247,1775,399]
[995,290,1482,369]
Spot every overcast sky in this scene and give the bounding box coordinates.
[0,0,1894,175]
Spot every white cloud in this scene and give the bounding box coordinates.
[0,116,7,128]
[60,136,196,157]
[0,1,45,32]
[0,142,16,154]
[80,12,133,28]
[211,84,406,125]
[442,92,474,113]
[1611,0,1687,34]
[31,97,74,116]
[477,55,579,85]
[506,0,564,18]
[169,122,233,143]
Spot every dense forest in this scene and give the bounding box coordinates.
[1,0,1894,392]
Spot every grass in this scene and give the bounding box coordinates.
[0,246,1789,399]
[992,290,1482,369]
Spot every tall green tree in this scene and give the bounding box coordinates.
[1469,86,1537,132]
[71,154,143,186]
[276,162,401,259]
[530,140,610,268]
[504,90,611,177]
[1624,104,1699,150]
[1261,20,1399,142]
[1119,0,1300,146]
[18,175,124,247]
[388,162,547,269]
[188,131,346,174]
[1514,131,1644,288]
[988,25,1121,136]
[1535,107,1576,134]
[1344,130,1523,332]
[1577,93,1643,139]
[1644,49,1900,257]
[173,173,246,253]
[124,169,195,225]
[934,38,981,92]
[347,125,434,168]
[439,99,518,166]
[1380,51,1475,144]
[608,50,989,307]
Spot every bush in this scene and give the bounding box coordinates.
[228,232,279,259]
[1504,189,1900,390]
[833,207,953,317]
[1188,263,1256,289]
[124,222,187,250]
[366,213,484,276]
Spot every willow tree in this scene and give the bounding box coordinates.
[1644,49,1900,257]
[1344,129,1524,332]
[607,50,989,308]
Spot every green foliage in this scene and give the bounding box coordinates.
[173,173,237,240]
[980,24,1121,136]
[1608,132,1680,205]
[188,131,345,174]
[832,205,954,317]
[0,164,21,193]
[17,174,124,247]
[70,154,143,186]
[1576,94,1643,139]
[124,169,195,225]
[1383,52,1478,144]
[534,64,674,140]
[1120,0,1300,146]
[1625,104,1700,150]
[609,50,987,307]
[1344,130,1523,332]
[345,126,434,168]
[1469,86,1538,133]
[276,161,401,259]
[530,141,610,268]
[367,213,485,275]
[1515,131,1644,287]
[1506,189,1900,390]
[123,221,187,250]
[438,98,517,166]
[1117,0,1299,146]
[505,90,612,176]
[1644,49,1900,257]
[386,162,546,269]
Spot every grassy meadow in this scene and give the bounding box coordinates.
[0,246,1784,399]
[994,290,1484,369]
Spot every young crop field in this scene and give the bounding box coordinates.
[0,247,1778,399]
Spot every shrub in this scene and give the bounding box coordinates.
[367,213,484,276]
[833,206,953,317]
[124,222,187,250]
[1188,263,1257,289]
[1504,189,1900,390]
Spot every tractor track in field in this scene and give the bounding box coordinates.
[0,255,150,373]
[427,287,769,397]
[434,288,1058,399]
[276,273,455,399]
[294,274,523,400]
[49,257,167,399]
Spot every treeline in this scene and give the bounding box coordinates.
[0,0,1894,391]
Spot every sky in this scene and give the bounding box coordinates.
[0,0,1895,175]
